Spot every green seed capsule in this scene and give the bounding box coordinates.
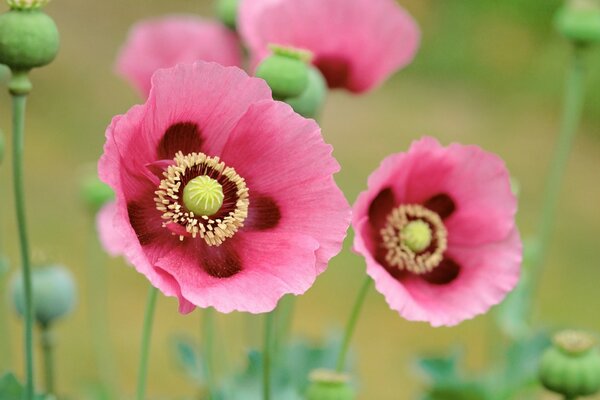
[256,45,312,101]
[80,174,115,214]
[539,330,600,398]
[555,0,600,45]
[306,370,355,400]
[10,264,77,327]
[216,0,239,30]
[285,66,327,119]
[0,8,60,71]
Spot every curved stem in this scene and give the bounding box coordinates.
[202,308,217,399]
[40,324,55,396]
[136,286,158,400]
[336,277,372,372]
[263,312,275,400]
[11,87,35,400]
[530,46,587,300]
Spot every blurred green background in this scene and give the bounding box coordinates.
[1,0,599,399]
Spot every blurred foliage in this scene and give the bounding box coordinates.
[418,332,551,400]
[0,372,53,400]
[172,334,345,400]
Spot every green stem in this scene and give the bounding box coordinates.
[336,277,372,373]
[202,308,217,399]
[87,222,118,396]
[273,295,295,360]
[40,324,55,396]
[136,286,158,400]
[10,74,35,400]
[263,312,275,400]
[530,46,587,300]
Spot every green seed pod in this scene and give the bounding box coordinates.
[216,0,239,30]
[0,8,60,71]
[10,264,77,327]
[285,66,327,119]
[306,370,355,400]
[256,45,312,101]
[539,330,600,398]
[555,0,600,45]
[80,174,115,214]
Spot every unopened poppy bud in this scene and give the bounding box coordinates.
[285,66,327,119]
[10,264,77,327]
[539,330,600,398]
[216,0,239,30]
[306,369,355,400]
[0,5,59,72]
[555,0,600,46]
[80,174,115,214]
[256,45,312,101]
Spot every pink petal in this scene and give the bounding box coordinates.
[239,0,420,93]
[96,202,125,257]
[116,16,243,97]
[220,100,351,273]
[156,232,320,313]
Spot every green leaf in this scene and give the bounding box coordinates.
[171,336,205,385]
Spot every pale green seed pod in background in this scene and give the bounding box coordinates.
[10,264,77,327]
[306,370,355,400]
[540,330,600,398]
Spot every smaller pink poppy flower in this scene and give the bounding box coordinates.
[98,61,350,314]
[238,0,420,93]
[353,137,522,327]
[116,16,242,97]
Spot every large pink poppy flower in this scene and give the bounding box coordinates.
[116,16,242,97]
[98,62,350,314]
[353,137,521,327]
[238,0,420,93]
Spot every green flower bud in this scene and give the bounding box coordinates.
[0,63,9,83]
[555,0,600,45]
[256,45,312,101]
[216,0,239,30]
[285,66,327,119]
[10,264,77,327]
[0,8,60,71]
[306,370,355,400]
[539,330,600,398]
[80,174,115,214]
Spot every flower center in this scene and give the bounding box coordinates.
[182,175,224,217]
[381,204,447,275]
[155,152,249,246]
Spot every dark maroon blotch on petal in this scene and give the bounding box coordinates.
[421,258,460,285]
[158,122,204,160]
[424,193,456,219]
[128,201,163,246]
[200,243,243,278]
[246,195,281,231]
[314,56,351,89]
[368,188,396,231]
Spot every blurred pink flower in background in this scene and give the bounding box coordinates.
[239,0,420,93]
[116,16,242,97]
[353,137,521,326]
[98,62,350,314]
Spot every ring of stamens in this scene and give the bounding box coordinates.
[155,151,249,246]
[380,204,447,275]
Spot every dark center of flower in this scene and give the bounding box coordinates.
[155,151,249,246]
[381,204,447,275]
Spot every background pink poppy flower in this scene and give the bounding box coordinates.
[98,61,350,314]
[353,137,522,327]
[116,16,243,97]
[238,0,420,93]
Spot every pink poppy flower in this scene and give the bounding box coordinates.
[98,62,350,313]
[353,137,521,327]
[238,0,420,93]
[116,16,242,97]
